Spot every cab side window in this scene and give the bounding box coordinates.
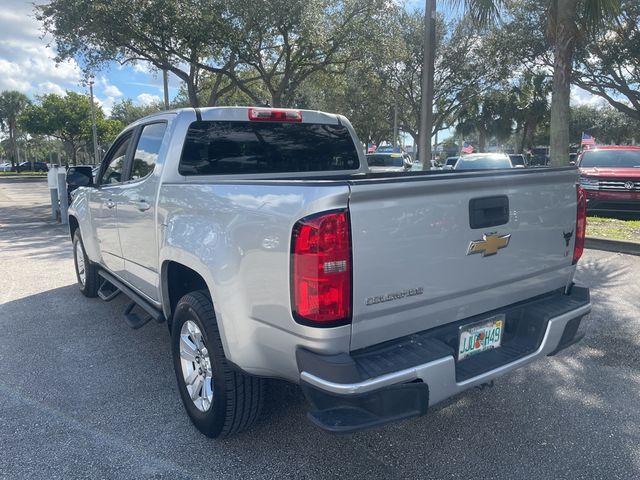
[131,123,167,181]
[99,134,132,185]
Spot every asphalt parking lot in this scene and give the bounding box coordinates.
[1,178,639,480]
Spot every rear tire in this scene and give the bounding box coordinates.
[73,230,99,298]
[171,290,264,438]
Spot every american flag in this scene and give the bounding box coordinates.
[367,144,377,153]
[581,133,595,146]
[461,142,474,154]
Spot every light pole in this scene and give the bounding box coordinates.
[393,101,398,148]
[418,0,436,170]
[88,78,100,165]
[163,69,170,110]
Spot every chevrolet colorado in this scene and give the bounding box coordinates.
[68,106,591,437]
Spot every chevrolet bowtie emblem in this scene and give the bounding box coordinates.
[467,233,511,257]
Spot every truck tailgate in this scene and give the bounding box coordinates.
[348,168,579,350]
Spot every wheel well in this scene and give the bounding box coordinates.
[163,262,208,322]
[69,216,79,240]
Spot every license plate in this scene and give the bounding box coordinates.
[458,315,505,361]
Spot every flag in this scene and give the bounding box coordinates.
[461,142,474,154]
[367,144,377,153]
[581,133,595,146]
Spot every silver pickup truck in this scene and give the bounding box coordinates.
[68,106,591,437]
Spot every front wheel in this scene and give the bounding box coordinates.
[73,230,99,297]
[171,290,264,438]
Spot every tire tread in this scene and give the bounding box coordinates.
[175,290,264,438]
[73,230,99,298]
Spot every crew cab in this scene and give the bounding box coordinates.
[68,106,591,437]
[578,146,640,213]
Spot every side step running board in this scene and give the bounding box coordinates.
[97,279,120,301]
[124,301,153,330]
[97,270,165,328]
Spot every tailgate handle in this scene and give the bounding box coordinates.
[469,196,509,229]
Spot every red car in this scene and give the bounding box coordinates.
[577,146,640,214]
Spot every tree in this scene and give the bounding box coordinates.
[223,0,396,107]
[573,1,640,120]
[304,63,395,146]
[0,91,31,169]
[37,0,396,108]
[110,99,163,125]
[570,105,640,144]
[455,90,515,152]
[13,135,66,164]
[293,3,403,146]
[37,0,247,108]
[20,92,122,164]
[458,0,619,166]
[512,73,551,152]
[390,11,512,150]
[172,69,271,109]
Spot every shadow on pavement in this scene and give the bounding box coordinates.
[0,224,71,261]
[0,205,53,225]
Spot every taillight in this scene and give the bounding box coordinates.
[573,185,587,264]
[248,107,302,122]
[291,210,351,326]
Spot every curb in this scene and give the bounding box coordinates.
[585,237,640,256]
[0,175,47,182]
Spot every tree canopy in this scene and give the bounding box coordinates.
[0,91,31,167]
[32,0,640,157]
[20,91,122,164]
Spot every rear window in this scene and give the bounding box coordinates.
[509,155,525,166]
[580,150,640,168]
[455,155,512,170]
[179,121,360,176]
[366,154,403,167]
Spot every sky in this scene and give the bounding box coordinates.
[0,0,603,118]
[0,0,182,115]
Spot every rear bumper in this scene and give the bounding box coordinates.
[585,190,640,212]
[298,286,591,433]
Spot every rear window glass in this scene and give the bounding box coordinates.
[509,155,525,166]
[366,154,403,167]
[179,121,360,176]
[580,150,640,168]
[455,155,512,170]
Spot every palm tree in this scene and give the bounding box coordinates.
[513,73,551,153]
[456,0,619,166]
[0,91,31,170]
[455,90,515,152]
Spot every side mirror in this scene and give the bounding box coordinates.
[66,166,94,191]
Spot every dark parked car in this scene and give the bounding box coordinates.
[19,161,49,172]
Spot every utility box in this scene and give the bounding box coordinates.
[47,165,60,189]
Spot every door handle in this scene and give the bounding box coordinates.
[105,199,116,209]
[134,199,151,212]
